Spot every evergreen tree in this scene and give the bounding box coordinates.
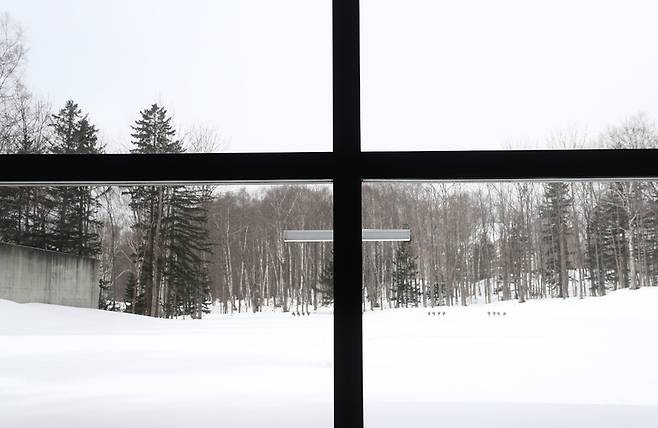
[161,186,213,318]
[0,187,57,249]
[0,93,54,250]
[123,272,136,313]
[128,104,212,318]
[49,100,104,257]
[585,201,610,296]
[540,183,573,298]
[641,189,658,287]
[391,241,420,307]
[129,104,184,154]
[315,250,334,306]
[129,104,184,317]
[585,183,646,292]
[586,195,618,293]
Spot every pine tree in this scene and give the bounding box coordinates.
[129,104,184,317]
[129,104,184,154]
[0,187,57,249]
[392,241,420,307]
[0,92,54,250]
[128,104,212,318]
[161,186,213,318]
[123,272,136,313]
[586,184,643,291]
[585,201,609,296]
[315,250,334,306]
[49,100,104,257]
[540,183,573,298]
[641,189,658,287]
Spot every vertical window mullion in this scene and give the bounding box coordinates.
[333,0,364,427]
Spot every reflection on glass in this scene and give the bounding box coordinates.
[0,184,333,428]
[363,181,658,427]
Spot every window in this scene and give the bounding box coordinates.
[361,0,658,151]
[0,183,334,428]
[362,180,658,427]
[1,2,657,428]
[2,0,331,154]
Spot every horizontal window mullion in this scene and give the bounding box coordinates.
[0,153,336,185]
[361,150,658,181]
[2,149,656,184]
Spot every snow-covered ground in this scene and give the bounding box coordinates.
[2,289,658,427]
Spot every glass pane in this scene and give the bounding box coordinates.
[362,1,658,151]
[0,183,333,428]
[1,1,331,153]
[363,181,658,427]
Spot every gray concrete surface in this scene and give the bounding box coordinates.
[0,242,99,308]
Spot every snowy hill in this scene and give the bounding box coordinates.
[2,289,658,427]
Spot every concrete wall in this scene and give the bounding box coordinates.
[0,242,99,308]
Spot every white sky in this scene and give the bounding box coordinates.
[5,1,658,152]
[5,0,332,153]
[362,0,658,150]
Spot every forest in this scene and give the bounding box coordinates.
[2,12,658,319]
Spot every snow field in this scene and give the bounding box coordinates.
[2,288,658,427]
[0,303,333,428]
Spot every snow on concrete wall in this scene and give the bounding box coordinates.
[0,242,99,308]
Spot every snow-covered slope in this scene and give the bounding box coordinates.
[2,289,658,427]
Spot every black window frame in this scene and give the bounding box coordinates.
[1,1,658,427]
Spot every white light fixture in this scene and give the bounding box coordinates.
[283,229,411,243]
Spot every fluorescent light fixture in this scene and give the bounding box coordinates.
[283,229,410,243]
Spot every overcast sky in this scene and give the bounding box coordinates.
[5,0,332,153]
[362,0,658,150]
[5,1,658,152]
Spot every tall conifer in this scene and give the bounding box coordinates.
[49,100,103,257]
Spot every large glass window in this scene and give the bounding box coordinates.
[1,1,336,424]
[1,0,331,154]
[361,0,658,151]
[0,183,334,427]
[363,180,658,427]
[4,2,658,428]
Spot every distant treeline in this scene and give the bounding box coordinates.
[363,177,658,310]
[2,12,658,319]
